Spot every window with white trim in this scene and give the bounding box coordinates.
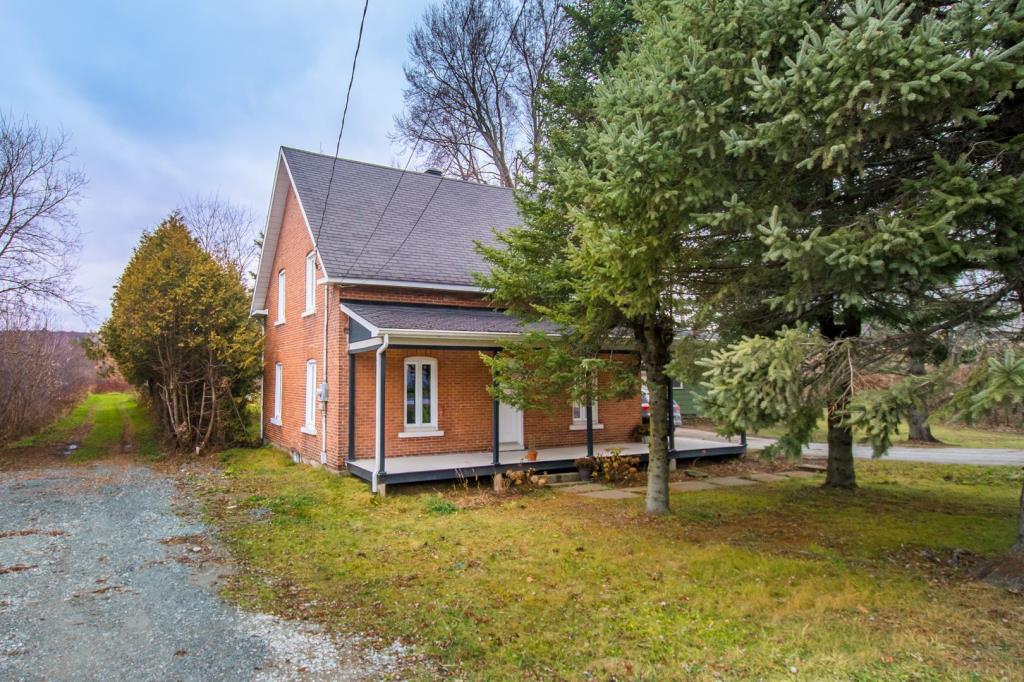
[304,360,317,432]
[276,270,286,323]
[671,379,684,389]
[572,375,598,426]
[304,252,316,314]
[272,363,282,425]
[572,401,597,425]
[403,357,437,429]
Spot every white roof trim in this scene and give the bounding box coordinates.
[338,303,381,336]
[325,277,484,293]
[250,149,327,315]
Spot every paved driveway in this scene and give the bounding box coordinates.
[677,428,1024,467]
[0,462,405,681]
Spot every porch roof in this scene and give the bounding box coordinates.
[341,300,559,347]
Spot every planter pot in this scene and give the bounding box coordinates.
[577,467,593,482]
[525,450,538,462]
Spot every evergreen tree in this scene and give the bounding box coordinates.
[550,0,1023,490]
[101,215,262,451]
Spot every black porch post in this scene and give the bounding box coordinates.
[491,351,501,466]
[667,381,676,453]
[492,378,500,466]
[378,351,386,475]
[347,352,356,462]
[585,402,594,458]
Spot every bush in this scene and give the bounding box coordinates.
[593,450,641,484]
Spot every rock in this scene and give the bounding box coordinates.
[684,469,709,479]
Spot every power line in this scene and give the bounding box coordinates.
[312,0,370,254]
[359,0,530,280]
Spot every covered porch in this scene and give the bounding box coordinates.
[340,299,746,491]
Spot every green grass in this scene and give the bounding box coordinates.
[7,391,161,462]
[202,449,1024,680]
[755,413,1024,450]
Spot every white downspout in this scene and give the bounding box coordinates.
[259,318,265,443]
[321,281,328,465]
[372,333,390,493]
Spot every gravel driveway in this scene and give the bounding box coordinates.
[0,461,405,681]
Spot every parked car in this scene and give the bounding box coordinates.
[640,388,682,426]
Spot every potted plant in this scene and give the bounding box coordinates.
[574,457,595,481]
[525,441,538,462]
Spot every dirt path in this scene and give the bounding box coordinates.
[0,460,408,681]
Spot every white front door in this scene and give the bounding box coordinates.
[498,401,523,449]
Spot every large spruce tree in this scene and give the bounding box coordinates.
[486,0,1022,499]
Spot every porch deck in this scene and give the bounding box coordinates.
[347,436,744,485]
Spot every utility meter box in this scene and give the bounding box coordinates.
[316,381,328,404]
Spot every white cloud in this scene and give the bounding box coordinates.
[1,0,431,330]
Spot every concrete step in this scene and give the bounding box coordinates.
[545,471,582,485]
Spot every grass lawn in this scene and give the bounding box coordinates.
[5,391,159,461]
[200,449,1024,680]
[754,414,1024,450]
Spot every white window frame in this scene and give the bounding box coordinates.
[570,376,602,431]
[303,251,316,315]
[302,360,317,434]
[671,379,684,389]
[402,357,439,433]
[276,269,286,325]
[272,363,282,426]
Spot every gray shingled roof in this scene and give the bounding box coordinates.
[283,147,521,287]
[343,301,558,335]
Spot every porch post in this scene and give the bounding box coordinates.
[585,402,594,458]
[492,378,500,466]
[491,350,500,466]
[347,352,355,462]
[372,342,387,485]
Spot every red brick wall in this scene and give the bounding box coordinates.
[261,186,343,466]
[351,348,642,459]
[261,188,642,468]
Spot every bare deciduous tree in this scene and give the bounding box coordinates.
[0,308,99,446]
[394,0,567,187]
[0,113,87,316]
[178,193,259,283]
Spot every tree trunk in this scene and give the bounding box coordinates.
[824,403,856,489]
[820,307,860,490]
[976,479,1024,590]
[906,354,937,442]
[638,315,674,516]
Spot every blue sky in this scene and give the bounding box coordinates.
[1,0,431,329]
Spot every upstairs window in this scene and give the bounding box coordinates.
[276,269,286,324]
[404,357,437,429]
[304,251,316,314]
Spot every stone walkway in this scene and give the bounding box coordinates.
[554,470,817,499]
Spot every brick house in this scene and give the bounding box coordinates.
[251,147,741,493]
